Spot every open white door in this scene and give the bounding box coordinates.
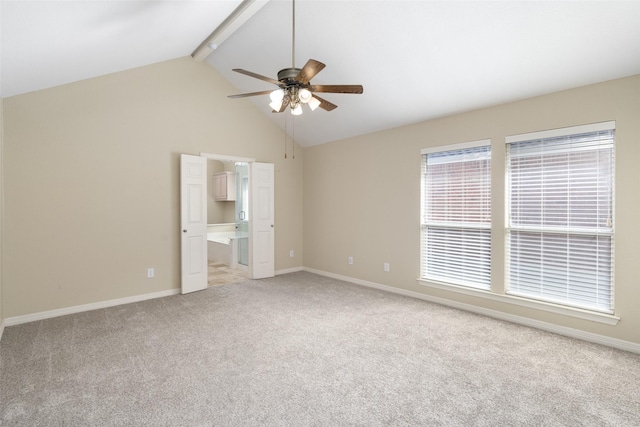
[251,162,275,279]
[180,154,208,294]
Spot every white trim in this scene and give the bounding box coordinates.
[417,278,619,325]
[192,0,269,61]
[421,138,491,155]
[505,121,615,144]
[303,267,638,354]
[276,266,304,276]
[199,152,255,163]
[0,267,304,330]
[3,288,180,327]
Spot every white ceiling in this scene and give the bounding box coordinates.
[0,0,243,96]
[3,1,640,147]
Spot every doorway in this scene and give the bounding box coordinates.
[207,159,249,286]
[180,153,275,294]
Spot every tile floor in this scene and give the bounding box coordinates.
[207,260,247,286]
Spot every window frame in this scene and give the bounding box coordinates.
[504,121,615,314]
[420,139,492,290]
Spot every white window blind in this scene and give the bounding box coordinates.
[506,123,614,313]
[421,142,491,289]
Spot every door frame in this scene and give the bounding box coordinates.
[201,153,255,164]
[200,152,256,278]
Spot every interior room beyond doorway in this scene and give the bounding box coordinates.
[206,158,250,286]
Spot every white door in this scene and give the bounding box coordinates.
[180,154,208,294]
[251,162,275,279]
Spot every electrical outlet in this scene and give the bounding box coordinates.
[384,262,390,272]
[348,256,354,265]
[290,250,294,257]
[147,268,155,278]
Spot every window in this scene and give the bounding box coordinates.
[421,141,492,290]
[506,122,615,313]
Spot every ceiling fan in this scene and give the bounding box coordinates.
[228,0,363,115]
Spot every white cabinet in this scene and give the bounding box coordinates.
[213,171,236,201]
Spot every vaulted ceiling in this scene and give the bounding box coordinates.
[3,1,640,147]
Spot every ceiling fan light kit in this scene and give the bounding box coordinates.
[228,0,363,115]
[269,89,284,110]
[307,96,321,111]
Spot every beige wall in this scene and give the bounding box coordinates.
[3,57,304,318]
[1,98,4,330]
[304,75,640,345]
[3,55,638,347]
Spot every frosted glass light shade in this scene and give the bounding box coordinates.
[291,104,303,115]
[308,96,321,111]
[269,100,283,111]
[298,88,312,103]
[270,89,284,103]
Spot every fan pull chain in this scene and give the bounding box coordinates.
[283,113,295,160]
[284,114,288,159]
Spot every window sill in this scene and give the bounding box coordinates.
[416,278,620,326]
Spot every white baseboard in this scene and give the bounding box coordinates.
[275,266,304,276]
[1,267,306,330]
[303,267,640,355]
[4,288,181,327]
[6,268,639,355]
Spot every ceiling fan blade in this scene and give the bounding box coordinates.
[296,59,326,84]
[232,69,280,85]
[313,95,337,111]
[312,84,364,94]
[228,90,273,99]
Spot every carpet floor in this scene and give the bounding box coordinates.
[1,271,639,426]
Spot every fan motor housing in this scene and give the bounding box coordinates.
[278,68,302,85]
